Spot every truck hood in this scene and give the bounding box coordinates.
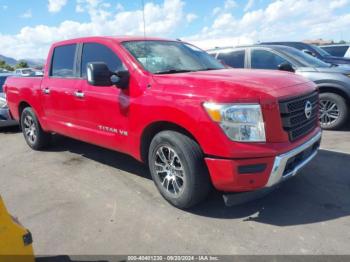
[152,69,314,101]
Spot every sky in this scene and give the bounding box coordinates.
[0,0,349,59]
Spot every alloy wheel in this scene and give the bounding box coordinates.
[154,146,185,195]
[320,99,340,126]
[23,115,37,144]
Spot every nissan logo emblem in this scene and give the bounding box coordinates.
[305,101,312,119]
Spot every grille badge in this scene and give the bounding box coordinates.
[304,101,312,119]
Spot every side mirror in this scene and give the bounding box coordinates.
[113,70,130,89]
[87,62,112,86]
[87,62,130,89]
[278,62,295,72]
[302,49,315,57]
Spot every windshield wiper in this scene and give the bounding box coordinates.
[154,69,194,74]
[199,68,221,71]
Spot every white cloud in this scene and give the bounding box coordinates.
[224,0,237,10]
[1,0,350,59]
[185,0,350,50]
[20,9,32,19]
[212,7,221,16]
[0,0,190,59]
[330,0,349,9]
[48,0,68,13]
[186,13,198,23]
[244,0,254,12]
[213,0,237,16]
[116,3,124,12]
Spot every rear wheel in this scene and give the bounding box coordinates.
[148,131,211,209]
[20,107,51,150]
[319,93,348,130]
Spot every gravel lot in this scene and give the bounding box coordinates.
[0,125,350,256]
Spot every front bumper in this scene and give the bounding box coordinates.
[205,131,321,193]
[0,107,18,127]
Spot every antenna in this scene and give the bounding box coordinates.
[141,0,146,38]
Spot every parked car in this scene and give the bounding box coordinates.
[14,68,35,77]
[0,195,34,261]
[320,44,350,58]
[260,41,350,66]
[209,45,350,130]
[0,73,18,128]
[5,36,321,208]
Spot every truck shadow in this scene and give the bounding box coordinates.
[0,125,21,134]
[48,134,152,180]
[47,135,350,227]
[190,149,350,226]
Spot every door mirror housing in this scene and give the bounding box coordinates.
[278,62,295,72]
[87,62,129,89]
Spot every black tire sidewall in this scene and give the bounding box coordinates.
[20,107,48,150]
[320,93,348,130]
[149,131,209,209]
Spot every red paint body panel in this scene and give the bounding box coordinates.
[5,36,320,193]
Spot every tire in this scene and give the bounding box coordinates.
[319,93,348,130]
[148,131,211,209]
[20,107,51,150]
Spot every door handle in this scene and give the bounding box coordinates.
[74,91,85,98]
[43,88,50,95]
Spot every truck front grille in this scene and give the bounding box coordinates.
[279,91,319,142]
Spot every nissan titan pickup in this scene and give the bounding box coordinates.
[4,37,322,208]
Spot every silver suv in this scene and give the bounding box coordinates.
[208,45,350,130]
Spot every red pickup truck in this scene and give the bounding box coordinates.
[4,36,322,208]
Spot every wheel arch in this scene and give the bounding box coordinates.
[317,84,350,104]
[18,101,32,118]
[140,121,201,163]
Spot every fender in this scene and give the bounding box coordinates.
[315,80,350,101]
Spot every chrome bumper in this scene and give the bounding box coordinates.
[265,131,322,187]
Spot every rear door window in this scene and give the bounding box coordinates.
[50,44,77,78]
[251,49,288,70]
[217,50,245,68]
[81,43,125,78]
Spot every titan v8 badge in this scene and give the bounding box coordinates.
[98,125,128,136]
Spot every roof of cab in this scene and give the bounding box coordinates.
[53,36,178,47]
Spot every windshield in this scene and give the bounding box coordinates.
[122,40,225,74]
[311,45,331,57]
[279,46,331,68]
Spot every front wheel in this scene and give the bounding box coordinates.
[20,107,51,150]
[148,131,211,209]
[319,93,348,130]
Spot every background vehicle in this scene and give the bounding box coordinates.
[0,195,34,261]
[261,41,350,66]
[209,45,350,130]
[5,37,321,208]
[0,73,17,128]
[14,68,35,77]
[320,44,350,58]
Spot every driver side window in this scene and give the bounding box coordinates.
[81,43,126,78]
[251,49,289,70]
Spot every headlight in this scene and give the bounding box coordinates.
[203,103,266,142]
[0,98,7,108]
